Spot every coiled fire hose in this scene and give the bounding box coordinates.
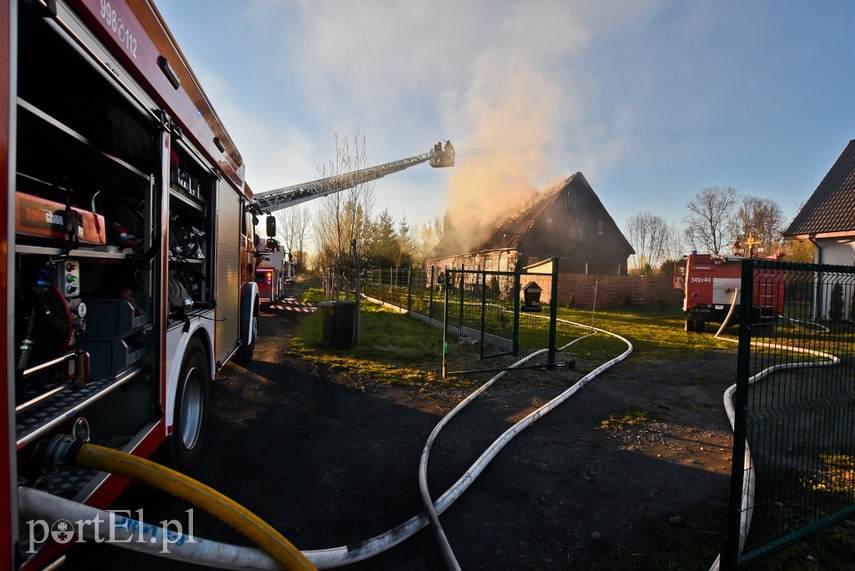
[22,440,314,570]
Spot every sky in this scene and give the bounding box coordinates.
[155,0,854,249]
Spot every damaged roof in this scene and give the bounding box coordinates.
[431,171,633,257]
[784,139,855,238]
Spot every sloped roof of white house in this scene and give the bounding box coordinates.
[785,139,855,238]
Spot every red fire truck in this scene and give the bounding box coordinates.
[1,0,267,566]
[255,238,293,305]
[1,2,456,566]
[674,252,785,332]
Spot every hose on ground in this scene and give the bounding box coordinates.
[62,442,315,570]
[707,289,839,571]
[303,319,631,568]
[418,347,547,570]
[26,319,627,570]
[18,486,282,570]
[418,334,595,569]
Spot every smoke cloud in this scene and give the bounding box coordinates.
[444,45,569,250]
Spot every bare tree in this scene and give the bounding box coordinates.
[313,128,374,300]
[663,221,686,264]
[627,212,672,274]
[414,215,444,262]
[731,195,785,255]
[275,205,311,273]
[683,186,738,255]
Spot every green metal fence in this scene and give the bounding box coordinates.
[363,266,443,322]
[724,259,855,568]
[362,262,563,376]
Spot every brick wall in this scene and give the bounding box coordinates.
[526,273,683,309]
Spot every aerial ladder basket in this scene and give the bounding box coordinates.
[430,140,455,168]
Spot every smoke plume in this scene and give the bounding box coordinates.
[444,51,565,251]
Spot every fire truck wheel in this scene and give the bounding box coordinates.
[685,314,705,333]
[234,306,258,363]
[169,337,209,472]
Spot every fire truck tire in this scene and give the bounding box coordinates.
[234,302,258,363]
[169,337,210,472]
[685,314,705,333]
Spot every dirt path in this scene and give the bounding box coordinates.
[64,306,737,570]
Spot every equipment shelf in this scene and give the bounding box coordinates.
[14,244,129,260]
[15,365,146,450]
[17,97,150,187]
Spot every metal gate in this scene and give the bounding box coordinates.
[724,259,855,567]
[441,259,558,376]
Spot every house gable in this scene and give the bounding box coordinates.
[517,173,634,265]
[428,171,634,275]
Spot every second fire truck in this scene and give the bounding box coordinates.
[674,247,785,333]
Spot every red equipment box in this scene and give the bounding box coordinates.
[15,192,107,245]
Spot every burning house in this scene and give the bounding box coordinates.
[428,171,634,277]
[422,171,681,308]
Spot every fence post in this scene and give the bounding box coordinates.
[407,266,412,311]
[442,271,450,379]
[512,260,521,357]
[548,257,558,368]
[459,264,465,329]
[429,266,435,322]
[723,258,755,570]
[479,268,488,359]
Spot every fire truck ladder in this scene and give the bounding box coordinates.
[252,142,454,212]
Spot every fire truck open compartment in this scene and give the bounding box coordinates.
[14,1,154,466]
[11,0,214,512]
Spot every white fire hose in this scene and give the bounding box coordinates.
[708,289,839,570]
[419,317,629,569]
[20,320,631,570]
